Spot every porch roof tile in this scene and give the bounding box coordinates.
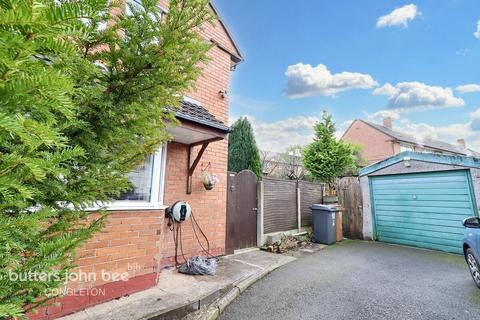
[176,101,230,133]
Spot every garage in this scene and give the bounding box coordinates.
[360,152,480,254]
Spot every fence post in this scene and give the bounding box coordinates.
[257,180,264,247]
[296,183,301,231]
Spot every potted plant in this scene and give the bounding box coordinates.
[302,110,357,204]
[200,170,218,191]
[323,184,338,204]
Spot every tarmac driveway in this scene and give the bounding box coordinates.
[220,240,480,320]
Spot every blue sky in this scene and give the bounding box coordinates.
[214,0,480,152]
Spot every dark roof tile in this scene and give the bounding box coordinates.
[175,101,230,132]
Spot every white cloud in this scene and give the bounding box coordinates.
[372,83,398,96]
[364,109,401,123]
[456,48,469,56]
[474,20,480,39]
[240,114,355,152]
[396,121,471,143]
[373,82,464,111]
[469,108,480,132]
[236,115,321,152]
[376,4,420,28]
[335,120,354,140]
[284,63,378,99]
[456,84,480,94]
[470,108,480,119]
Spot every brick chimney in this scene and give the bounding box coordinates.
[457,138,466,148]
[383,117,393,129]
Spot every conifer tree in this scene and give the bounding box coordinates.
[228,117,262,178]
[303,111,356,187]
[0,0,212,317]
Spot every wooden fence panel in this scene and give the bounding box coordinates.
[298,181,324,227]
[263,178,297,234]
[338,176,363,239]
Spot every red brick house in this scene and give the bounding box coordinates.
[342,117,478,165]
[30,2,243,319]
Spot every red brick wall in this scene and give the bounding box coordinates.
[72,212,162,288]
[159,0,241,61]
[342,120,396,164]
[29,2,237,319]
[161,140,228,266]
[187,45,232,124]
[160,1,232,266]
[29,212,163,319]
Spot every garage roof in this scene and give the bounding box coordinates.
[360,151,480,176]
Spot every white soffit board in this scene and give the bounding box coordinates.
[167,126,216,145]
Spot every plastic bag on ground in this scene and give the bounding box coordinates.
[178,256,217,275]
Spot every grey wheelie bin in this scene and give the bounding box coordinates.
[311,204,336,245]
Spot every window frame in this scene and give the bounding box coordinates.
[399,144,413,153]
[85,145,168,211]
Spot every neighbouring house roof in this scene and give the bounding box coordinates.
[176,100,230,133]
[360,151,480,176]
[358,119,478,156]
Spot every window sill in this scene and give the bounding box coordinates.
[83,202,168,212]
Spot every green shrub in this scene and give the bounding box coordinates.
[0,0,211,317]
[303,111,356,186]
[228,117,262,178]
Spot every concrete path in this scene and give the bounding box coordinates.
[220,241,480,320]
[59,250,294,320]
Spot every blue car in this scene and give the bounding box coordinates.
[463,216,480,288]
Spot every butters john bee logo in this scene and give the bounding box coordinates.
[3,262,141,296]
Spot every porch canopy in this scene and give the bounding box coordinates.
[167,100,230,194]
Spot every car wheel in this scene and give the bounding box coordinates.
[466,248,480,289]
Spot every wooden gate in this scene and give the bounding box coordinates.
[338,177,363,239]
[226,170,258,254]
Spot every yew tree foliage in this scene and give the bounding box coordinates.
[228,117,262,178]
[303,111,356,184]
[0,0,212,317]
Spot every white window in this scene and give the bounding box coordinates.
[117,154,155,201]
[400,145,413,152]
[86,145,167,211]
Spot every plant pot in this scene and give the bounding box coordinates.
[323,195,338,204]
[203,183,214,191]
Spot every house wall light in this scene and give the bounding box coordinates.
[219,90,228,99]
[403,156,411,167]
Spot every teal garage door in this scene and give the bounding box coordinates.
[370,170,476,254]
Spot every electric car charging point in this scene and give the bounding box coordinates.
[165,201,219,275]
[58,250,295,320]
[166,201,192,223]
